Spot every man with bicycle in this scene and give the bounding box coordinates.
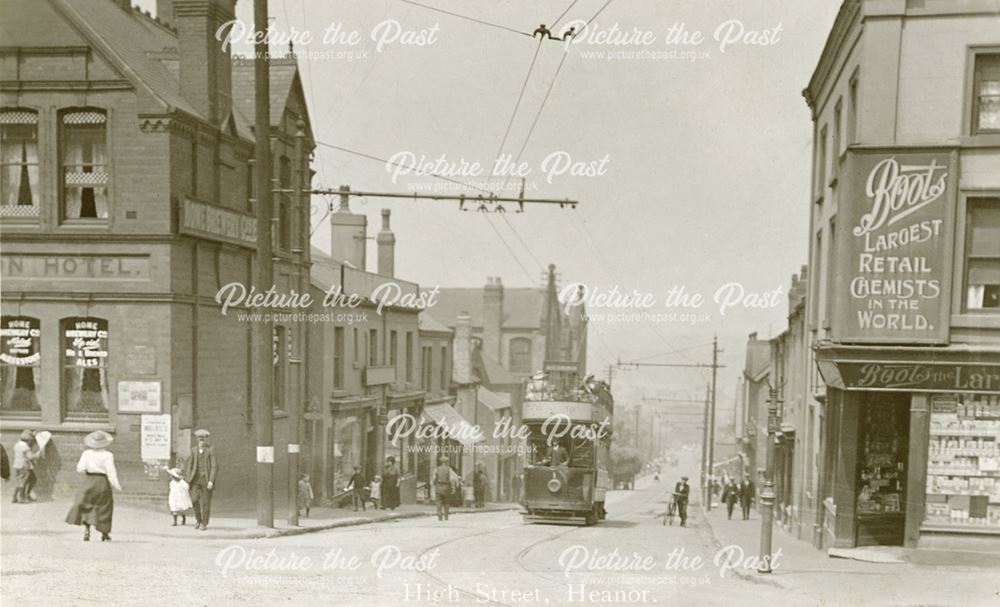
[673,475,691,526]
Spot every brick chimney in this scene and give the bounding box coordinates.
[452,312,473,385]
[376,209,395,277]
[156,0,174,25]
[174,0,235,125]
[330,186,367,269]
[482,277,503,363]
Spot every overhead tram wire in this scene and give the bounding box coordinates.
[550,0,580,29]
[582,0,614,29]
[397,0,532,38]
[494,38,544,166]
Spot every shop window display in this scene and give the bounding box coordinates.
[925,395,1000,529]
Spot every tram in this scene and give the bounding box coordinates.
[521,364,613,525]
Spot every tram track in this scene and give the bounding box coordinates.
[409,479,670,606]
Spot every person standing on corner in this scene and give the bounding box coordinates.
[185,429,218,530]
[511,472,522,504]
[473,463,488,508]
[65,431,120,541]
[722,478,740,520]
[382,456,400,510]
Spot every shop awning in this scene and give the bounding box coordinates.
[421,403,484,446]
[477,387,511,412]
[814,343,1000,393]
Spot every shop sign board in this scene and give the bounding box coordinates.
[833,149,957,344]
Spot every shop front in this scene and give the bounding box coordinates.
[816,347,1000,550]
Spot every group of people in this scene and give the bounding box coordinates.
[719,474,756,521]
[3,426,218,542]
[344,455,402,512]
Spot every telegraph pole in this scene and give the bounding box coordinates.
[701,383,710,506]
[707,335,722,511]
[286,121,307,527]
[252,0,274,528]
[758,383,782,574]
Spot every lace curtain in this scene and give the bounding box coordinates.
[62,111,108,219]
[0,112,39,208]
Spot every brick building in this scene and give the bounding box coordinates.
[803,0,1000,550]
[0,0,313,510]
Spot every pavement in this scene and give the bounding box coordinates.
[1,495,521,542]
[698,501,1000,605]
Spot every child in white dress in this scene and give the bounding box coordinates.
[369,475,382,510]
[167,467,193,526]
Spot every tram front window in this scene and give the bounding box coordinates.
[527,426,593,468]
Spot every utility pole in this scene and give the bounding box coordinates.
[758,383,782,574]
[252,0,273,528]
[634,405,641,451]
[707,335,722,511]
[701,383,710,506]
[286,121,307,527]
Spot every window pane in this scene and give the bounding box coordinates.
[975,55,1000,132]
[63,317,109,415]
[1,115,40,214]
[969,203,1000,258]
[61,111,108,220]
[1,316,41,412]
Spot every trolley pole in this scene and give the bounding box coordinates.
[758,384,782,574]
[252,0,274,528]
[701,383,709,506]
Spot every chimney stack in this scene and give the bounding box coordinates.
[482,277,503,363]
[174,0,235,124]
[156,0,174,24]
[330,186,367,269]
[453,312,473,385]
[376,209,395,277]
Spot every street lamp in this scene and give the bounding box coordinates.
[758,383,782,574]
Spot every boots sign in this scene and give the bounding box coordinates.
[834,149,957,344]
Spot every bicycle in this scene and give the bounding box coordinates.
[663,496,677,526]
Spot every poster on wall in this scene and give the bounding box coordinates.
[140,413,171,461]
[834,149,957,344]
[117,380,162,414]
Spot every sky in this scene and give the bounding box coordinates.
[140,0,843,423]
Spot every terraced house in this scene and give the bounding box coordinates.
[0,0,314,509]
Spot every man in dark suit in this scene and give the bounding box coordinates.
[739,475,755,520]
[185,429,218,530]
[674,475,691,526]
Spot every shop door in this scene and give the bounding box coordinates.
[856,393,910,546]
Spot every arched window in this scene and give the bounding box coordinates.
[509,337,532,374]
[1,316,41,412]
[62,317,109,417]
[0,109,40,217]
[60,108,109,220]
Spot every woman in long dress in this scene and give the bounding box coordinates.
[382,456,400,510]
[65,430,121,541]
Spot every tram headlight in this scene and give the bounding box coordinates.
[547,478,562,493]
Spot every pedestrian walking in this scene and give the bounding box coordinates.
[739,475,755,520]
[346,466,366,511]
[511,472,522,504]
[1,442,10,481]
[185,428,218,530]
[65,430,120,541]
[463,480,474,507]
[369,475,382,510]
[382,456,400,510]
[673,475,691,527]
[11,429,40,503]
[166,467,192,526]
[473,463,487,508]
[722,479,739,520]
[298,473,314,518]
[433,456,453,521]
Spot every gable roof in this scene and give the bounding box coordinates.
[476,351,517,386]
[50,0,198,116]
[231,57,302,128]
[744,339,771,382]
[418,311,452,335]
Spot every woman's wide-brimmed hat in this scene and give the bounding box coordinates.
[84,430,114,449]
[19,429,35,441]
[681,475,689,481]
[194,428,211,438]
[166,467,184,479]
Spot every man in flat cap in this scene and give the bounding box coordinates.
[185,429,217,530]
[673,475,691,527]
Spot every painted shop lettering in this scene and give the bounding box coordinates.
[857,255,931,273]
[863,219,942,253]
[853,158,948,237]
